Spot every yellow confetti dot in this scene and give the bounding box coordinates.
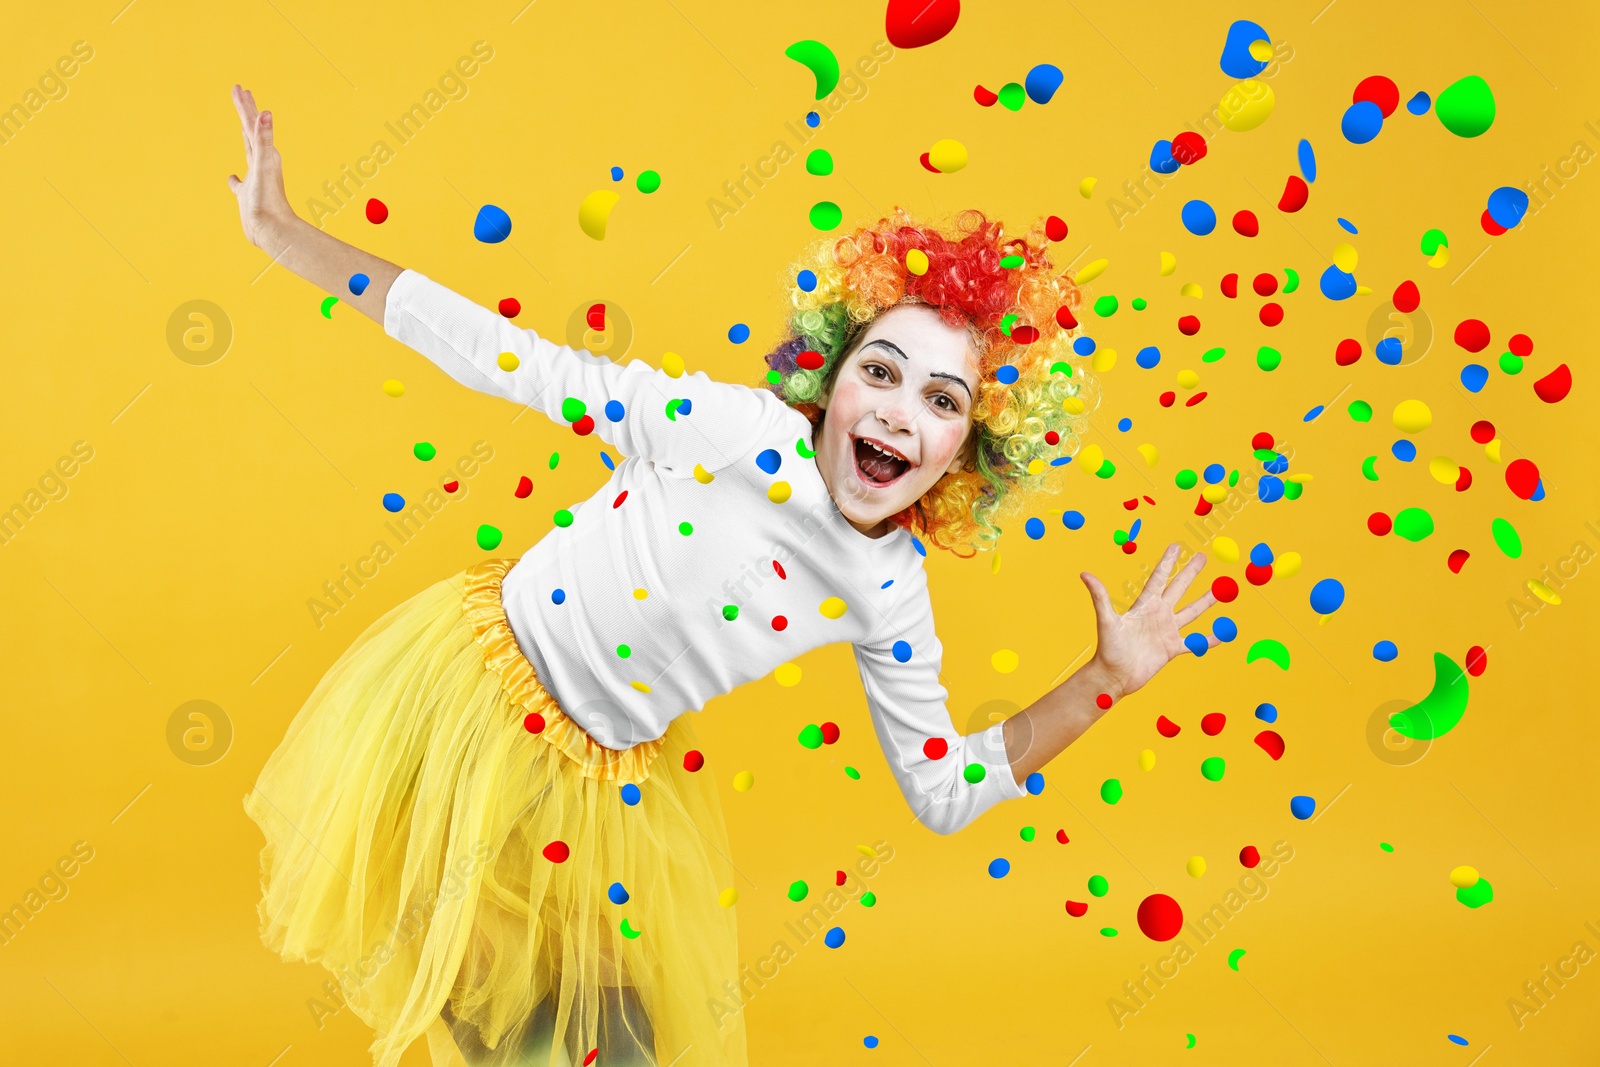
[991,649,1019,673]
[1201,484,1229,504]
[1179,282,1203,298]
[856,844,879,858]
[1091,348,1117,373]
[693,463,715,484]
[774,662,802,686]
[1027,458,1045,475]
[662,351,684,378]
[1213,537,1240,563]
[1428,246,1451,269]
[1286,472,1313,483]
[630,681,652,693]
[991,551,1002,575]
[1074,258,1109,285]
[906,248,929,275]
[1138,749,1156,772]
[1136,443,1159,466]
[1218,79,1275,132]
[497,351,520,372]
[1449,865,1479,889]
[633,588,649,600]
[718,888,739,908]
[1392,399,1433,434]
[1176,369,1200,390]
[767,481,792,503]
[1078,443,1105,474]
[1187,855,1207,878]
[1485,438,1502,463]
[1079,177,1098,198]
[1429,456,1460,484]
[382,379,406,397]
[732,770,755,792]
[1062,396,1086,415]
[1528,579,1562,605]
[1354,284,1374,296]
[1248,39,1274,61]
[1276,551,1302,579]
[819,596,848,620]
[928,138,968,173]
[1332,243,1359,273]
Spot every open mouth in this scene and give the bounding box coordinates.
[852,435,913,487]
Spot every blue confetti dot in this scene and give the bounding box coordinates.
[892,640,912,663]
[473,204,513,243]
[996,364,1020,384]
[1447,1035,1468,1047]
[1149,139,1180,175]
[1337,218,1359,235]
[551,588,567,605]
[1531,479,1546,502]
[1258,475,1284,503]
[1117,417,1132,431]
[1290,795,1316,820]
[1264,454,1289,474]
[1255,702,1278,723]
[620,783,641,806]
[601,452,615,471]
[1487,186,1530,230]
[728,323,751,344]
[348,273,370,296]
[911,536,926,557]
[1298,138,1317,182]
[805,111,820,128]
[676,398,692,416]
[608,882,629,904]
[1025,771,1045,795]
[880,579,894,589]
[1213,616,1238,643]
[1320,264,1357,301]
[1050,457,1072,466]
[1304,404,1325,422]
[756,448,782,474]
[1136,346,1162,369]
[1128,518,1142,540]
[1073,336,1096,356]
[610,166,624,181]
[1373,640,1398,661]
[825,926,846,948]
[987,858,1010,878]
[1250,542,1273,567]
[864,1035,880,1049]
[1309,578,1345,614]
[1219,20,1272,79]
[1181,199,1218,236]
[1341,101,1384,144]
[605,399,625,421]
[1184,632,1210,656]
[382,492,405,513]
[1025,517,1045,540]
[1024,63,1064,105]
[1203,463,1225,484]
[1460,363,1490,392]
[1063,510,1085,530]
[1392,439,1417,462]
[1406,91,1432,115]
[1375,337,1403,365]
[796,269,818,292]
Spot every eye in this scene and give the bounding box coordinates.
[864,362,890,381]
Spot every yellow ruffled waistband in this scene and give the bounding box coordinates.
[462,558,664,784]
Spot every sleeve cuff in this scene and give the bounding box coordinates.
[978,720,1029,801]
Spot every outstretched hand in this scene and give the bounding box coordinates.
[1081,542,1219,699]
[227,84,296,249]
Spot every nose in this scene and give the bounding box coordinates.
[876,387,918,434]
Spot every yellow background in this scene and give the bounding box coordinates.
[2,1,1596,1063]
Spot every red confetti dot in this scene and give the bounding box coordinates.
[498,297,521,318]
[1240,845,1261,868]
[542,840,570,864]
[1159,391,1176,408]
[797,349,825,370]
[1447,549,1470,574]
[1254,730,1285,761]
[1368,512,1393,536]
[1122,498,1140,511]
[1211,576,1239,602]
[1045,430,1060,445]
[587,303,606,331]
[1505,458,1540,500]
[1252,431,1275,451]
[1466,645,1488,677]
[1480,209,1508,236]
[1220,273,1239,299]
[1045,215,1069,242]
[1095,693,1114,710]
[1122,540,1138,554]
[773,560,787,579]
[612,490,628,508]
[1142,495,1156,505]
[583,1049,598,1067]
[1011,324,1040,344]
[1178,314,1201,336]
[1055,305,1078,329]
[1278,174,1309,212]
[1194,497,1213,517]
[1185,391,1207,407]
[683,749,705,772]
[365,198,388,224]
[1534,363,1572,404]
[821,721,840,745]
[1393,280,1420,313]
[1252,272,1278,297]
[1335,338,1362,366]
[515,476,533,499]
[836,869,848,886]
[1232,210,1259,237]
[1136,893,1184,942]
[1244,562,1272,585]
[973,84,998,107]
[923,737,949,760]
[1454,319,1491,353]
[918,152,939,173]
[1065,899,1088,917]
[523,712,545,733]
[1056,829,1071,844]
[1258,302,1284,327]
[1470,420,1496,443]
[443,480,460,494]
[1353,74,1399,117]
[572,415,595,436]
[1172,131,1207,164]
[885,0,960,49]
[1455,466,1473,492]
[1201,713,1226,736]
[1509,333,1533,357]
[772,615,788,631]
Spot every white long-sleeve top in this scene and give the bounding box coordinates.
[383,269,1027,833]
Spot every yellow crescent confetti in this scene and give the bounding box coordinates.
[1136,443,1159,466]
[1079,177,1098,198]
[1179,282,1203,298]
[1074,258,1109,285]
[578,189,620,240]
[1159,251,1177,276]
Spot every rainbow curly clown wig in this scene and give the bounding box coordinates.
[762,207,1100,556]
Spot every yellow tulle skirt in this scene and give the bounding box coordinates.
[243,559,745,1067]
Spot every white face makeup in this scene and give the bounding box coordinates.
[812,303,981,537]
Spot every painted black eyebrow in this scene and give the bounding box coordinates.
[863,339,973,399]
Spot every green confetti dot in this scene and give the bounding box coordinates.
[1379,842,1395,852]
[679,521,694,535]
[1100,778,1123,804]
[1176,469,1198,490]
[798,723,824,749]
[1348,400,1373,422]
[1456,876,1495,908]
[1283,480,1303,500]
[554,508,574,528]
[722,604,740,621]
[635,169,661,193]
[997,82,1026,111]
[1131,297,1148,311]
[1256,346,1282,371]
[844,766,860,780]
[1202,346,1226,363]
[1095,459,1116,479]
[1227,469,1240,487]
[1499,351,1524,375]
[804,150,833,176]
[475,524,503,550]
[1435,74,1497,138]
[1393,507,1435,542]
[1113,529,1129,546]
[766,369,782,384]
[413,442,437,461]
[788,880,808,902]
[859,890,876,907]
[1020,826,1036,842]
[561,397,587,422]
[1282,267,1300,293]
[963,763,987,784]
[1088,874,1109,897]
[549,452,561,470]
[999,254,1025,268]
[1491,517,1522,558]
[1200,757,1226,782]
[1362,456,1380,481]
[809,201,843,230]
[1093,295,1119,317]
[616,644,631,658]
[1100,927,1119,937]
